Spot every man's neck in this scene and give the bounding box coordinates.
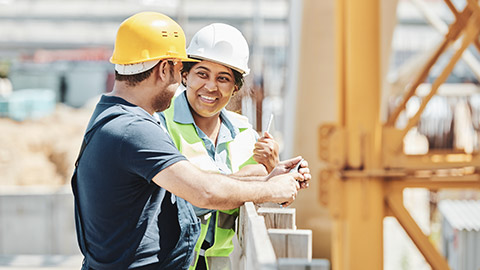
[110,82,154,115]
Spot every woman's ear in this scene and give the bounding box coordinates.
[232,86,239,96]
[181,71,188,87]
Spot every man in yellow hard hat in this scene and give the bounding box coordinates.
[71,12,311,269]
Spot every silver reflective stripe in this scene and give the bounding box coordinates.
[199,212,212,225]
[217,212,237,230]
[206,256,231,270]
[190,250,197,267]
[199,248,206,256]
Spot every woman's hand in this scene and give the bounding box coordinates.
[268,156,311,190]
[253,131,279,173]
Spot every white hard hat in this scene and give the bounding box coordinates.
[187,23,250,76]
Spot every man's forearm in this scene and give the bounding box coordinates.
[201,173,271,209]
[153,160,293,212]
[230,164,268,180]
[229,174,266,182]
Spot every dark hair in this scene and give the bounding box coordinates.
[182,61,244,90]
[114,60,175,86]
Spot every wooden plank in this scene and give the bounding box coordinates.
[268,231,287,258]
[277,258,330,270]
[268,229,312,259]
[237,203,325,269]
[248,216,277,269]
[238,202,277,270]
[257,207,296,229]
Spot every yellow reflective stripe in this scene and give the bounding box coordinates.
[165,96,258,260]
[164,96,258,174]
[189,218,211,269]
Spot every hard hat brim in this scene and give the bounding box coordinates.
[188,55,249,76]
[179,56,201,63]
[114,56,200,75]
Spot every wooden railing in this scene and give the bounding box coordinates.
[232,202,330,270]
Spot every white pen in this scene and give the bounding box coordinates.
[265,113,274,134]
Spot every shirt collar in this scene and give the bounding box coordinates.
[98,94,154,120]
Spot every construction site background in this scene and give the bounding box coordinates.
[1,0,480,269]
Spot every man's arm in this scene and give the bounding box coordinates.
[230,156,311,184]
[231,164,268,179]
[152,160,303,210]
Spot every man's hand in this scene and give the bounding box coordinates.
[253,131,279,173]
[297,159,311,189]
[268,156,311,190]
[266,173,303,207]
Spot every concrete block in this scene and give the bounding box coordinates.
[0,186,79,255]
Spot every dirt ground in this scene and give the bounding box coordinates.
[0,104,93,186]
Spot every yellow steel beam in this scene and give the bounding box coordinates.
[342,0,382,169]
[385,7,471,127]
[386,191,450,270]
[383,130,480,169]
[403,14,480,135]
[340,169,480,189]
[335,0,346,128]
[385,37,451,127]
[444,0,459,17]
[445,0,480,62]
[325,1,480,270]
[333,0,384,269]
[387,178,480,189]
[466,0,480,52]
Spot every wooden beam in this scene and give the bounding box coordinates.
[268,229,312,259]
[257,207,296,229]
[277,258,330,270]
[238,202,277,270]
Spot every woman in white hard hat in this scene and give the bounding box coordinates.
[159,23,280,270]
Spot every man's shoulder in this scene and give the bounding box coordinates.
[89,104,164,142]
[105,104,159,128]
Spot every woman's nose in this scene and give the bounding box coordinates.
[205,80,218,91]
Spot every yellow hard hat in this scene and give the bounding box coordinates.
[110,12,198,75]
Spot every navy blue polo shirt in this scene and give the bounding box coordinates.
[74,95,198,269]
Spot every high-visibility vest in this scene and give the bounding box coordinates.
[163,97,258,270]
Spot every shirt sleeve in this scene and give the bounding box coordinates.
[120,118,187,183]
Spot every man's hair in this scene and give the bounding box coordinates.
[181,61,244,90]
[115,60,175,86]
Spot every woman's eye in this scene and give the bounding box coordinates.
[218,76,230,82]
[197,72,207,78]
